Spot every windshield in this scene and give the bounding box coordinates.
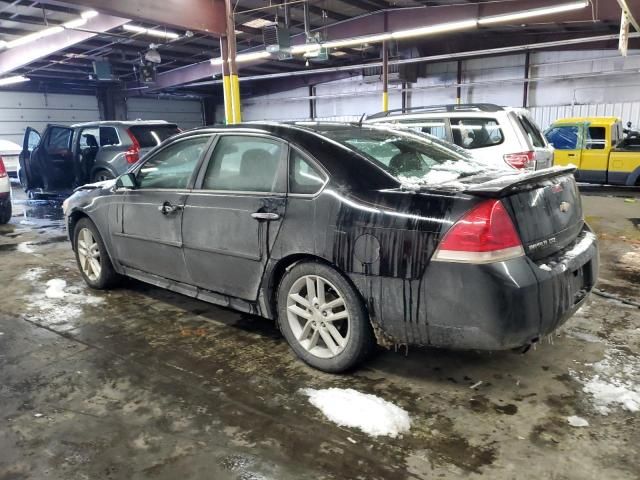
[320,125,495,188]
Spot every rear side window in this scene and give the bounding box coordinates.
[450,118,504,149]
[586,127,606,150]
[137,136,209,189]
[517,114,546,148]
[392,119,448,141]
[545,126,580,150]
[79,128,99,148]
[129,124,180,148]
[289,149,326,195]
[46,127,72,151]
[202,136,285,192]
[99,127,120,146]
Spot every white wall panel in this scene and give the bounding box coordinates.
[530,101,640,130]
[126,97,203,130]
[0,92,99,145]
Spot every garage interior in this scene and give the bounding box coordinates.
[1,0,639,479]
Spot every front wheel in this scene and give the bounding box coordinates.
[277,261,375,373]
[74,217,120,289]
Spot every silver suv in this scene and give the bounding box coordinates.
[366,104,553,171]
[19,120,181,192]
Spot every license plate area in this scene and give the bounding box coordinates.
[570,260,593,305]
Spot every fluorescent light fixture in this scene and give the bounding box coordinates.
[242,18,274,29]
[210,50,271,66]
[3,11,99,49]
[0,75,30,86]
[123,24,180,40]
[391,19,478,39]
[323,33,392,49]
[478,1,589,25]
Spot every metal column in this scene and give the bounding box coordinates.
[382,40,389,112]
[220,37,233,124]
[225,0,241,123]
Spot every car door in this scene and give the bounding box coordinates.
[19,127,41,189]
[111,134,213,282]
[579,125,608,183]
[608,134,640,185]
[182,134,288,300]
[545,124,582,169]
[37,125,75,191]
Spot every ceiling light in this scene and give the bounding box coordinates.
[242,18,274,29]
[323,33,392,49]
[0,75,30,86]
[478,1,589,25]
[123,24,180,40]
[80,10,99,20]
[237,51,271,63]
[391,19,478,40]
[4,11,99,49]
[331,51,348,57]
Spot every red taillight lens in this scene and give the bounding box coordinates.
[0,157,6,178]
[433,199,524,263]
[504,151,535,170]
[125,129,141,164]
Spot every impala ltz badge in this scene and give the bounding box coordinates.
[559,201,571,213]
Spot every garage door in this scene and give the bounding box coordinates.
[0,92,99,146]
[126,98,203,130]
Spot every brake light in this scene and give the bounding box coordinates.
[125,129,141,164]
[433,199,524,263]
[0,157,6,178]
[504,151,535,170]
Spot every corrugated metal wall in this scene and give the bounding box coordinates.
[529,102,640,130]
[126,97,203,130]
[0,92,99,146]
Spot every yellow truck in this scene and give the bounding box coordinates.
[544,117,640,186]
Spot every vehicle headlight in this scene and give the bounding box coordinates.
[62,198,70,215]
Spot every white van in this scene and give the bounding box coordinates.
[366,104,553,170]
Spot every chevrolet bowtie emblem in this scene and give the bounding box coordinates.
[559,201,571,213]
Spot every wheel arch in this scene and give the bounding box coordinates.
[67,209,90,250]
[89,164,118,181]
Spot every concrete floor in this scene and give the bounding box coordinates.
[1,183,639,480]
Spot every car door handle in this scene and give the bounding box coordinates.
[567,153,576,157]
[251,212,280,221]
[158,202,183,215]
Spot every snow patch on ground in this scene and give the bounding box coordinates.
[619,249,640,269]
[302,388,411,438]
[567,415,589,427]
[574,349,640,415]
[17,242,35,253]
[45,279,67,299]
[20,267,46,282]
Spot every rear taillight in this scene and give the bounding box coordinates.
[125,129,141,164]
[433,199,524,264]
[0,157,6,178]
[504,151,535,170]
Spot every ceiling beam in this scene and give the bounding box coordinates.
[36,0,227,35]
[0,13,129,75]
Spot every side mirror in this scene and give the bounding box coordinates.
[116,172,136,189]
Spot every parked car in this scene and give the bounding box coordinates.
[0,156,11,224]
[366,104,553,171]
[63,122,598,372]
[545,116,640,186]
[0,139,21,178]
[19,120,181,193]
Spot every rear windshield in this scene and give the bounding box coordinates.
[129,124,180,148]
[321,126,492,187]
[450,117,504,149]
[517,114,546,148]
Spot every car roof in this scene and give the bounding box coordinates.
[367,103,508,120]
[71,120,175,128]
[552,117,620,126]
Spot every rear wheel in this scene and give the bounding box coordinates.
[277,261,375,373]
[74,217,120,289]
[92,169,115,183]
[0,200,11,224]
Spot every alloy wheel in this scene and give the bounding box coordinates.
[77,227,101,281]
[286,274,350,359]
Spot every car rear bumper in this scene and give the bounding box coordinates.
[419,225,598,350]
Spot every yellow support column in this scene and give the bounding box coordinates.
[220,37,232,124]
[225,0,241,124]
[231,74,242,123]
[382,40,389,112]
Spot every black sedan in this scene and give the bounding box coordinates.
[63,122,598,372]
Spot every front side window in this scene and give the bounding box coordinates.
[27,130,41,151]
[202,135,285,192]
[586,127,606,150]
[392,118,448,141]
[289,149,327,195]
[137,136,209,189]
[545,126,580,150]
[46,127,72,151]
[79,128,99,149]
[450,118,504,149]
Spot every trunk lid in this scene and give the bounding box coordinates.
[460,167,583,260]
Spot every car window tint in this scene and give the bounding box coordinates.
[27,130,40,151]
[46,127,72,150]
[100,127,120,146]
[517,114,546,148]
[202,136,285,192]
[289,149,326,195]
[392,119,448,141]
[450,118,504,149]
[129,125,181,148]
[79,128,99,149]
[137,136,209,189]
[545,126,579,150]
[586,127,606,150]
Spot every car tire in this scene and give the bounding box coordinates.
[0,200,11,224]
[73,217,120,289]
[92,170,115,183]
[277,261,375,373]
